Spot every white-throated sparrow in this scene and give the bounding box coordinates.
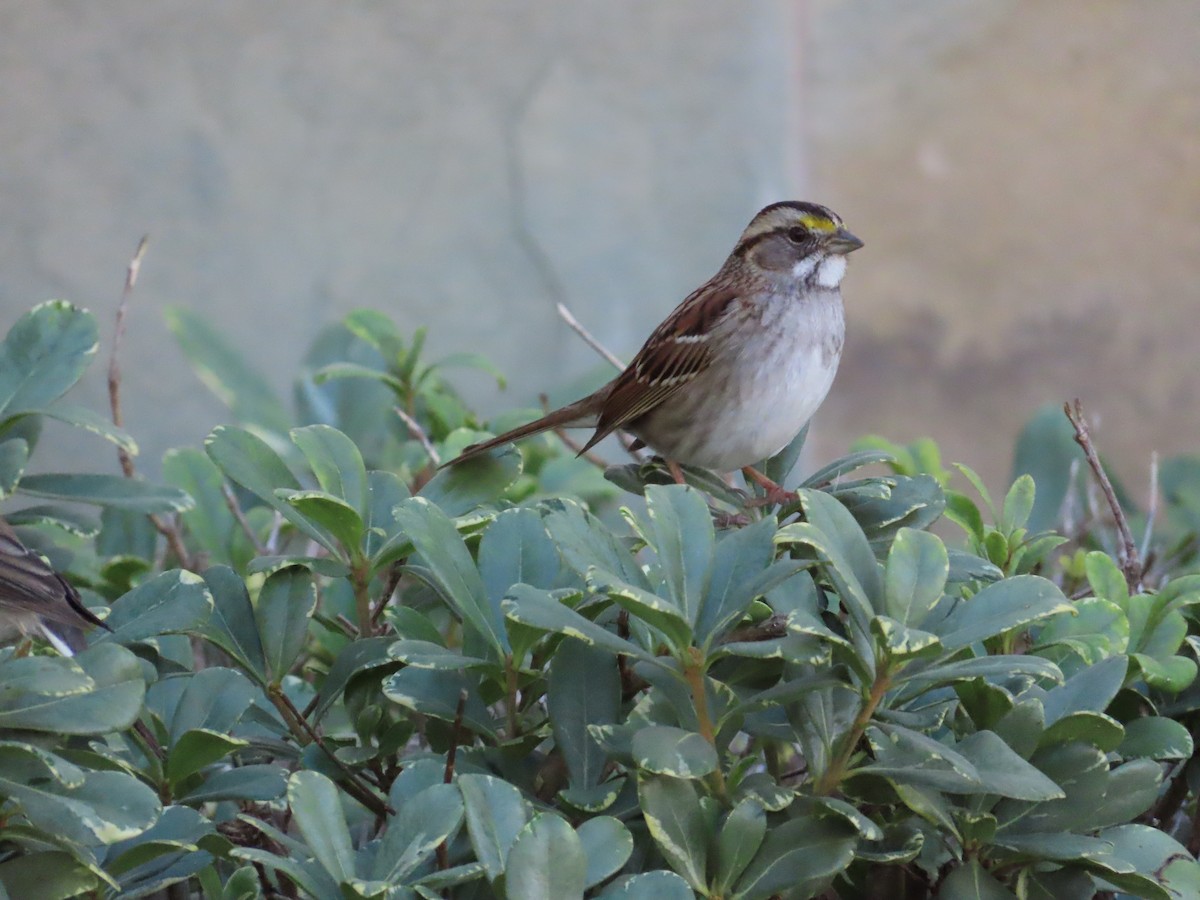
[0,517,109,655]
[447,201,862,501]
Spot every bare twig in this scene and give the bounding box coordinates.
[272,688,392,817]
[108,236,149,478]
[1063,400,1143,592]
[370,562,405,627]
[105,237,197,570]
[394,407,440,466]
[222,483,267,554]
[555,302,626,372]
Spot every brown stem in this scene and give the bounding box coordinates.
[815,666,892,796]
[270,687,392,817]
[437,690,469,871]
[1063,400,1143,592]
[683,648,727,801]
[222,483,266,554]
[370,563,404,627]
[351,558,373,637]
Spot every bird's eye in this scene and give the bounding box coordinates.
[785,226,808,244]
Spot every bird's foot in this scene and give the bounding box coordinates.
[741,466,798,508]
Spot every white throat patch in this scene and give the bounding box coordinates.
[791,256,817,280]
[815,255,847,288]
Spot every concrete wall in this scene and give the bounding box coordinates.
[2,1,1196,495]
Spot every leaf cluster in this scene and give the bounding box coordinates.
[1,303,1200,899]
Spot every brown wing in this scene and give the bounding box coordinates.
[580,283,742,453]
[0,518,107,630]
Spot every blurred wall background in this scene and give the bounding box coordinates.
[1,1,1196,494]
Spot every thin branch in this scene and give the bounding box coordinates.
[437,689,469,870]
[222,483,266,554]
[104,237,197,570]
[1063,400,1143,592]
[272,688,393,817]
[555,302,626,372]
[107,236,149,478]
[394,406,440,466]
[370,562,405,627]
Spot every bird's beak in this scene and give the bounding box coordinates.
[825,227,864,254]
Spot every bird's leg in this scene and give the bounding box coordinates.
[667,459,687,486]
[741,466,797,507]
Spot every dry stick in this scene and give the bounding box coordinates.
[555,302,625,372]
[273,688,393,817]
[222,483,267,554]
[106,237,196,570]
[1063,400,1143,592]
[370,562,405,628]
[394,406,440,466]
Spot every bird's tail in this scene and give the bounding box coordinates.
[443,392,603,467]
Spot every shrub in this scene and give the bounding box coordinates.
[1,300,1199,898]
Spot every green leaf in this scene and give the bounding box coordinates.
[205,425,339,553]
[18,473,193,513]
[0,302,97,416]
[309,637,396,722]
[505,813,586,900]
[0,644,144,734]
[1097,824,1200,899]
[1041,655,1126,724]
[1084,550,1128,603]
[884,528,948,627]
[458,773,530,882]
[0,851,100,900]
[418,445,522,518]
[955,731,1064,800]
[545,499,648,588]
[638,776,708,890]
[39,403,138,453]
[255,566,316,683]
[165,306,291,434]
[596,870,694,898]
[291,424,368,513]
[799,488,882,605]
[1117,716,1194,760]
[937,575,1072,650]
[732,815,858,900]
[631,726,717,779]
[382,668,495,737]
[1011,405,1086,531]
[180,764,287,804]
[287,771,356,884]
[396,497,507,658]
[167,729,249,786]
[939,860,1017,899]
[696,516,783,646]
[168,667,258,742]
[714,798,765,894]
[102,569,214,643]
[548,640,621,788]
[276,489,364,552]
[577,816,633,890]
[163,449,240,566]
[642,485,714,626]
[587,569,692,653]
[0,437,27,497]
[502,584,656,664]
[0,744,160,845]
[371,783,464,882]
[1001,474,1036,533]
[198,566,268,683]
